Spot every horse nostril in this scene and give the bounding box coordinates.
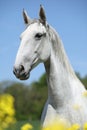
[13,67,17,75]
[13,65,25,76]
[19,65,25,72]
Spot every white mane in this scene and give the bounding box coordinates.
[48,26,75,76]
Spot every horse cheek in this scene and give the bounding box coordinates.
[39,42,50,62]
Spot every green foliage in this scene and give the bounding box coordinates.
[81,76,87,89]
[76,72,87,89]
[3,74,47,121]
[5,120,40,130]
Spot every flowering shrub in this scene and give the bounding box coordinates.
[0,94,16,130]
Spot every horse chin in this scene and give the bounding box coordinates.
[18,72,30,80]
[19,75,29,80]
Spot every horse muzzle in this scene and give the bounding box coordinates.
[13,65,30,80]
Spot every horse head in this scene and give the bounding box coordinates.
[13,6,51,80]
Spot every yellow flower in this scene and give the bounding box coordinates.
[1,121,9,129]
[42,126,50,130]
[42,119,69,130]
[84,123,87,130]
[0,94,16,129]
[42,127,50,130]
[21,123,33,130]
[0,94,15,116]
[5,116,16,124]
[70,124,80,130]
[82,91,87,97]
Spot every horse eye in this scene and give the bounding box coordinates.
[35,33,43,39]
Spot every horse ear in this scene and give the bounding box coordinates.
[23,9,31,25]
[39,5,46,25]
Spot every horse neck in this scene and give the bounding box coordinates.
[44,27,77,107]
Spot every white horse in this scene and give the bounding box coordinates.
[13,6,87,127]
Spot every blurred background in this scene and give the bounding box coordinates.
[0,0,87,129]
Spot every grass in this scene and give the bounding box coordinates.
[5,120,41,130]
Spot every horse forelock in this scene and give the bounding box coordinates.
[26,19,39,27]
[26,19,44,27]
[26,18,49,31]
